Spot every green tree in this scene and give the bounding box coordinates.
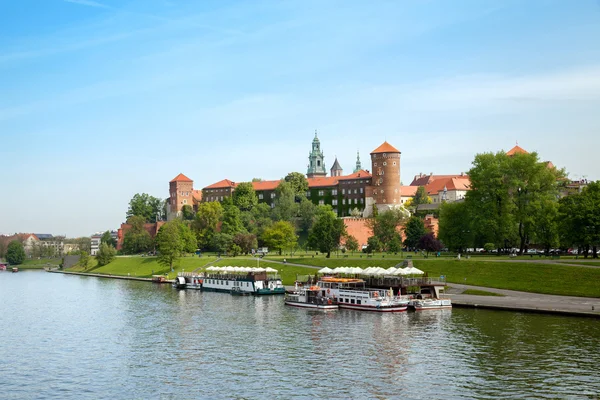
[367,209,406,252]
[366,236,381,253]
[263,221,298,255]
[241,203,273,244]
[532,198,559,254]
[122,216,153,254]
[155,219,188,271]
[96,243,117,266]
[559,181,600,258]
[232,182,258,211]
[6,240,26,265]
[345,235,359,254]
[193,201,224,250]
[221,203,245,236]
[284,172,309,201]
[178,221,197,253]
[403,216,427,250]
[101,230,117,248]
[307,206,346,258]
[298,197,317,233]
[211,232,233,255]
[181,205,195,220]
[78,251,90,269]
[272,181,298,222]
[126,193,165,223]
[438,201,473,253]
[233,233,258,255]
[413,186,432,205]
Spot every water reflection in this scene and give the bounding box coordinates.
[0,271,599,399]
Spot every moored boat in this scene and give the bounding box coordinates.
[11,267,18,273]
[317,277,409,312]
[285,286,338,310]
[172,276,186,289]
[410,298,452,310]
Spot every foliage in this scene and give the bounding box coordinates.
[73,237,92,254]
[122,216,153,254]
[367,209,406,252]
[413,186,432,205]
[155,220,194,270]
[484,243,496,252]
[78,251,90,269]
[298,197,317,233]
[366,236,381,253]
[221,203,246,236]
[438,201,473,253]
[211,232,233,255]
[101,230,117,248]
[263,221,298,255]
[181,205,195,220]
[6,240,26,265]
[345,235,359,254]
[307,206,346,258]
[241,203,273,245]
[284,172,309,201]
[403,216,427,250]
[126,193,165,223]
[233,233,258,255]
[558,181,600,258]
[193,201,224,250]
[271,181,298,222]
[350,207,362,218]
[418,232,443,255]
[232,182,258,211]
[96,243,117,266]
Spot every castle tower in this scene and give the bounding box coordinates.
[306,130,327,178]
[353,150,362,173]
[330,157,343,177]
[167,173,194,221]
[368,141,402,214]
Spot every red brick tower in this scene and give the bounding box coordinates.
[168,173,193,220]
[370,141,401,212]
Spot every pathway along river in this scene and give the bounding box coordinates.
[1,271,599,399]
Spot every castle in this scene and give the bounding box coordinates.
[166,133,471,221]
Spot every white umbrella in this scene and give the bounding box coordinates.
[351,267,363,275]
[265,267,278,273]
[206,266,216,271]
[403,266,424,275]
[318,267,333,274]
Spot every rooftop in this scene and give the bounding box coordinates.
[371,141,400,154]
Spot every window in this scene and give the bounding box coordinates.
[381,189,384,193]
[393,162,396,166]
[220,196,223,201]
[345,298,349,303]
[271,193,276,198]
[306,191,311,197]
[333,208,337,214]
[342,189,345,195]
[183,199,187,204]
[342,199,346,205]
[332,199,338,206]
[360,198,364,204]
[351,299,355,304]
[258,193,263,199]
[383,153,387,157]
[318,190,324,196]
[357,300,361,305]
[332,189,337,195]
[319,200,324,205]
[360,188,363,194]
[374,162,377,167]
[383,162,387,166]
[354,189,357,194]
[317,160,321,166]
[353,198,357,204]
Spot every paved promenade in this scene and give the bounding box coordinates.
[448,283,600,318]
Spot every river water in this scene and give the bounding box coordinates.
[1,271,599,399]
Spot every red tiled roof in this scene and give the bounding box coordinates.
[337,170,372,180]
[506,145,529,156]
[252,180,282,191]
[203,179,236,189]
[425,177,470,195]
[400,186,418,196]
[170,173,193,183]
[410,174,467,186]
[371,141,400,154]
[545,161,555,169]
[192,190,202,202]
[307,176,340,188]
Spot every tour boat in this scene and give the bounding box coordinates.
[230,287,251,296]
[317,277,409,312]
[285,286,338,310]
[11,267,18,273]
[409,298,452,310]
[175,267,286,295]
[173,276,186,289]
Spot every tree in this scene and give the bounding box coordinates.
[193,201,223,250]
[233,233,258,255]
[284,172,309,201]
[78,251,90,269]
[298,197,317,233]
[241,203,273,244]
[178,222,197,253]
[74,237,92,254]
[307,206,346,258]
[181,205,195,220]
[211,232,233,255]
[232,182,258,211]
[345,235,359,254]
[438,201,473,253]
[559,181,600,258]
[6,240,26,265]
[122,216,153,254]
[367,209,406,252]
[404,216,427,250]
[221,203,245,236]
[156,221,184,271]
[366,236,381,253]
[272,181,298,222]
[418,233,443,256]
[126,193,164,223]
[531,198,559,254]
[96,243,117,266]
[262,221,298,255]
[350,207,362,218]
[413,186,432,205]
[101,230,117,248]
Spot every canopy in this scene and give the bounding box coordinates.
[318,267,333,274]
[402,266,424,275]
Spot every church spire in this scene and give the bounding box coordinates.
[353,150,362,173]
[307,130,327,178]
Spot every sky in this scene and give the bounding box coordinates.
[1,0,600,237]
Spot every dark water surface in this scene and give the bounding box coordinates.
[1,271,599,399]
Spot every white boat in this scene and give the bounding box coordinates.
[410,298,452,310]
[285,286,338,310]
[197,268,285,295]
[317,277,409,312]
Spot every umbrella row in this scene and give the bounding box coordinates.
[317,266,424,276]
[206,266,279,273]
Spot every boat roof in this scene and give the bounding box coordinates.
[319,277,364,283]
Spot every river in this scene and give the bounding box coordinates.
[1,271,598,399]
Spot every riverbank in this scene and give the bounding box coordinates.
[48,269,172,282]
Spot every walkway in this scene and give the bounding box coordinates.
[447,283,600,317]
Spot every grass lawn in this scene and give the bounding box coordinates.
[557,260,600,267]
[19,258,62,269]
[461,289,505,297]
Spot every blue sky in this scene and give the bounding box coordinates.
[1,0,599,237]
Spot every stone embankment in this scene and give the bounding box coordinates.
[47,270,174,283]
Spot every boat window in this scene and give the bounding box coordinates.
[351,299,355,304]
[357,300,361,305]
[345,298,349,303]
[226,281,229,286]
